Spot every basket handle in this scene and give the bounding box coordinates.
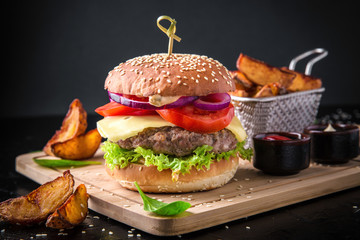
[289,48,328,75]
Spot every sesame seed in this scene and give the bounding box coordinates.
[183,83,187,86]
[109,231,113,235]
[36,234,47,237]
[195,79,199,83]
[167,79,172,83]
[204,76,208,80]
[177,80,182,84]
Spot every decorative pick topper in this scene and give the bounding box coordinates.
[157,15,181,55]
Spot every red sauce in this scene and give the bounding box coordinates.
[263,135,292,141]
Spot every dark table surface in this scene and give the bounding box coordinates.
[1,105,360,240]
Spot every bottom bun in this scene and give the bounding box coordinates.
[105,156,240,193]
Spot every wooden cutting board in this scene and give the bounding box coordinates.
[16,151,360,236]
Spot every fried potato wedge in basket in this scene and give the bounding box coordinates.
[0,170,74,225]
[230,70,255,90]
[253,82,286,98]
[237,53,296,88]
[51,129,102,160]
[46,184,89,229]
[281,67,322,92]
[43,99,88,156]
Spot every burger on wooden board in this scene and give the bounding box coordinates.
[95,16,252,193]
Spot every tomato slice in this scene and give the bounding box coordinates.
[156,104,234,133]
[95,102,156,117]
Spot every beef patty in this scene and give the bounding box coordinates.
[117,126,238,157]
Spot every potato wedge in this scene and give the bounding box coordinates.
[280,67,322,92]
[229,89,249,98]
[228,82,250,97]
[230,70,255,89]
[236,53,296,88]
[253,82,286,98]
[43,99,88,156]
[51,129,102,160]
[46,184,89,229]
[0,171,74,225]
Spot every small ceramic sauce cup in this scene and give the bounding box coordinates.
[253,132,311,175]
[304,124,359,164]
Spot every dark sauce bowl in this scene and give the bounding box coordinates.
[253,132,311,175]
[304,124,359,164]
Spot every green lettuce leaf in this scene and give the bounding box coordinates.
[101,140,252,181]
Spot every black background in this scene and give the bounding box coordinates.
[3,0,360,117]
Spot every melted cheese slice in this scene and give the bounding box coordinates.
[97,115,247,142]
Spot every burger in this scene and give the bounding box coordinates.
[95,53,252,193]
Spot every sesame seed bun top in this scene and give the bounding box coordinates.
[104,53,235,97]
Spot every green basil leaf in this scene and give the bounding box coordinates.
[134,181,191,216]
[33,158,102,168]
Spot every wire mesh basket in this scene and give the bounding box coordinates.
[231,48,328,147]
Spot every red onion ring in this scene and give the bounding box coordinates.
[108,91,198,110]
[193,93,231,111]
